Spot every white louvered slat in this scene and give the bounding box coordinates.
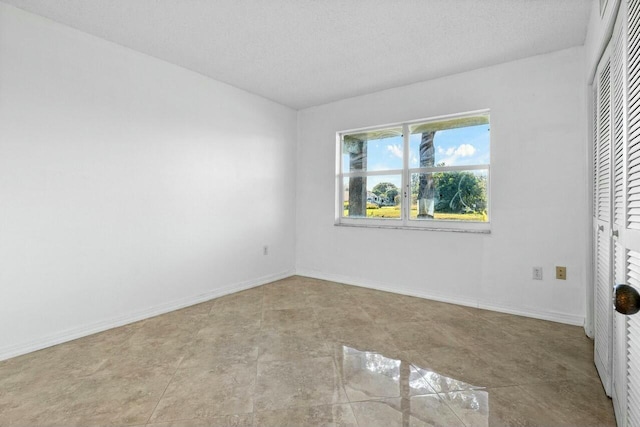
[614,240,627,421]
[596,228,612,374]
[616,243,626,299]
[615,19,626,227]
[627,249,640,427]
[601,59,613,222]
[629,0,640,231]
[596,85,600,219]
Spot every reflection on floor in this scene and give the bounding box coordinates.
[0,276,615,426]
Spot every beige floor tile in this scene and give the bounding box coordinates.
[301,278,353,295]
[345,285,411,305]
[337,347,435,401]
[306,293,361,310]
[401,347,514,389]
[385,321,467,351]
[180,335,259,368]
[147,413,254,427]
[209,289,263,316]
[358,300,435,324]
[518,377,616,426]
[113,331,192,370]
[257,328,333,362]
[254,357,348,411]
[438,316,517,347]
[403,299,478,323]
[314,306,375,329]
[349,396,465,427]
[261,277,309,293]
[437,389,489,427]
[7,371,171,426]
[262,285,311,310]
[319,324,400,357]
[484,314,584,342]
[262,293,310,310]
[253,404,357,427]
[483,385,561,427]
[542,336,599,378]
[475,340,584,386]
[201,310,262,332]
[149,364,255,423]
[509,334,598,379]
[0,378,76,426]
[459,306,514,320]
[261,308,319,331]
[1,344,109,384]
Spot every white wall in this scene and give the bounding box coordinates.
[0,4,297,360]
[296,47,588,325]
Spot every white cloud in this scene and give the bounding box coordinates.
[386,144,403,159]
[439,143,477,166]
[454,144,476,157]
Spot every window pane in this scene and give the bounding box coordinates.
[409,119,489,168]
[410,170,488,222]
[343,175,402,218]
[342,127,403,172]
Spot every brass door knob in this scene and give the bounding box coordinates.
[614,284,640,315]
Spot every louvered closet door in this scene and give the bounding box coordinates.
[594,44,613,397]
[612,8,629,422]
[624,2,640,425]
[601,1,640,426]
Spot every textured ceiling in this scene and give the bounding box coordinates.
[1,0,593,109]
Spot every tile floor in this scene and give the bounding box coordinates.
[0,276,615,426]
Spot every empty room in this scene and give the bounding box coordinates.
[1,0,640,426]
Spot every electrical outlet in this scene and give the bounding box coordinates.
[533,267,543,280]
[263,245,268,256]
[556,266,566,280]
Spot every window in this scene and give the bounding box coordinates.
[336,110,490,232]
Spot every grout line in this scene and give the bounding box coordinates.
[145,355,185,425]
[348,401,363,427]
[252,287,266,415]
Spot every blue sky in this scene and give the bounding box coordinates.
[343,124,490,191]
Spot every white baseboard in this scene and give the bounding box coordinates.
[0,270,294,362]
[295,269,585,327]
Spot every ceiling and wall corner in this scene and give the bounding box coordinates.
[1,0,592,110]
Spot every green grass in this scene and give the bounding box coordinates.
[343,206,486,221]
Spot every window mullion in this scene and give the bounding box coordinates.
[403,123,410,225]
[343,169,404,178]
[336,134,344,222]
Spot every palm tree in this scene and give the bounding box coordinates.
[343,136,366,217]
[417,131,435,218]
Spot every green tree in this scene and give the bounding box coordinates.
[372,182,399,205]
[433,171,486,213]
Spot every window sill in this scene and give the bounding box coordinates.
[334,222,491,234]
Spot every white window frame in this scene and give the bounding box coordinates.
[335,109,491,233]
